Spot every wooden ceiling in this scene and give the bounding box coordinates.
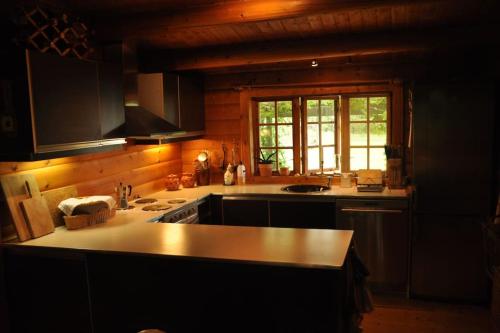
[54,0,500,71]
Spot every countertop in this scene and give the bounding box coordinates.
[9,184,406,270]
[150,184,408,201]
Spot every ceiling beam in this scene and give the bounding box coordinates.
[142,25,500,71]
[97,0,443,40]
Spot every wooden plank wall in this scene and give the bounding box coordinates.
[181,90,241,184]
[0,143,182,239]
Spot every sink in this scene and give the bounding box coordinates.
[281,184,330,193]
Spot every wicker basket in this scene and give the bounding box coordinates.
[63,207,115,230]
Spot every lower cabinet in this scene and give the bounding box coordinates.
[222,196,269,227]
[3,248,92,333]
[269,200,335,229]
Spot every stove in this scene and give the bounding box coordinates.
[134,197,200,224]
[142,204,172,211]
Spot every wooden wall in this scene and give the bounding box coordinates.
[0,143,181,196]
[181,90,242,183]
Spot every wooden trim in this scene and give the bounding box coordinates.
[292,97,301,174]
[340,96,350,172]
[240,89,252,182]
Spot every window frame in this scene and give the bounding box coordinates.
[252,97,301,174]
[301,95,340,174]
[341,93,391,172]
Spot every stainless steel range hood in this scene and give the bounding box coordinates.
[122,41,205,143]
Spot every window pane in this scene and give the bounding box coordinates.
[277,149,293,169]
[261,149,277,171]
[259,126,275,147]
[307,124,319,146]
[278,125,293,147]
[369,123,387,146]
[369,97,387,121]
[259,101,275,123]
[307,100,319,122]
[370,148,386,170]
[350,123,367,146]
[321,99,335,122]
[349,97,367,121]
[323,146,336,169]
[277,101,292,123]
[308,147,320,170]
[350,148,367,170]
[321,123,335,145]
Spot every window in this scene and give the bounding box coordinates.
[343,96,388,171]
[254,94,390,175]
[303,97,339,172]
[256,100,296,171]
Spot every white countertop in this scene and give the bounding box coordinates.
[149,184,408,201]
[10,184,406,270]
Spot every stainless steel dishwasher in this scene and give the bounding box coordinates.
[336,199,409,294]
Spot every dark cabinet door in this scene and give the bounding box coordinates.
[208,195,223,225]
[98,62,125,138]
[411,214,488,302]
[4,248,92,333]
[28,50,101,146]
[179,74,204,132]
[222,197,269,227]
[269,200,335,229]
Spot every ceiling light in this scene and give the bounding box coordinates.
[311,60,319,67]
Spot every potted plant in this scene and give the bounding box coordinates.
[258,150,275,177]
[279,162,290,176]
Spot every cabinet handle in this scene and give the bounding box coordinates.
[340,208,404,214]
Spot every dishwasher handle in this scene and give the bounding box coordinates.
[340,207,404,214]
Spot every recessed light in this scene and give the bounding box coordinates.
[311,60,319,67]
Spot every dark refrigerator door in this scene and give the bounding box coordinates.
[411,214,489,302]
[413,82,494,215]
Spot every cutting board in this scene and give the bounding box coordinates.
[20,195,54,238]
[0,174,40,241]
[42,185,78,227]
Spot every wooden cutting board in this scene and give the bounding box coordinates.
[20,196,54,238]
[0,174,40,241]
[42,185,78,227]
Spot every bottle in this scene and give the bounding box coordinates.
[224,163,234,186]
[237,161,246,185]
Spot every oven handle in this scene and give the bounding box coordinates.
[340,208,404,214]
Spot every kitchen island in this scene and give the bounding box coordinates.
[1,200,356,333]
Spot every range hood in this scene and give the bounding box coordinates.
[122,42,205,143]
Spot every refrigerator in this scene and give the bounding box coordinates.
[411,81,496,302]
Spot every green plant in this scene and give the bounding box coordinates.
[259,150,276,164]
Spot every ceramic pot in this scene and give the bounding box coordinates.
[165,174,180,191]
[180,173,195,188]
[279,167,290,176]
[258,163,273,177]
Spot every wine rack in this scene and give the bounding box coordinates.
[22,5,95,60]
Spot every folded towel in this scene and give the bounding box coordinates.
[58,196,116,216]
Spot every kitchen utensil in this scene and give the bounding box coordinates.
[20,181,54,238]
[0,174,41,241]
[41,185,78,227]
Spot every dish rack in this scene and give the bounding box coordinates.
[63,204,116,230]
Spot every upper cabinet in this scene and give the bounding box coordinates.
[0,48,125,161]
[137,72,205,134]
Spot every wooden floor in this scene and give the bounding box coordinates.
[362,296,494,333]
